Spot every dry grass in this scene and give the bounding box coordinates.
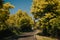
[35,30,58,40]
[36,35,58,40]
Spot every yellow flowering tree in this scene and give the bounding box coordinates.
[31,0,60,37]
[0,1,15,38]
[0,2,14,31]
[14,10,34,32]
[6,9,34,32]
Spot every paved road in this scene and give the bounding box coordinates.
[2,30,38,40]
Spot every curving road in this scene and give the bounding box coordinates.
[2,30,38,40]
[17,35,36,40]
[17,31,37,40]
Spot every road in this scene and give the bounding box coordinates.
[17,35,36,40]
[13,31,37,40]
[2,30,38,40]
[17,31,37,40]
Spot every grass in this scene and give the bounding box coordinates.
[36,35,58,40]
[35,30,58,40]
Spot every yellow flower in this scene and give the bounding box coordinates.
[3,2,15,9]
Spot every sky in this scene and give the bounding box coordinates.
[5,0,33,16]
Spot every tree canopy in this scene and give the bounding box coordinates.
[31,0,60,37]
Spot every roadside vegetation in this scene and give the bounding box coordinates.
[0,0,34,39]
[31,0,60,38]
[0,0,60,40]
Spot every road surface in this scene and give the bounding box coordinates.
[2,30,38,40]
[17,31,37,40]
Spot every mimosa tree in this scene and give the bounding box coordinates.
[0,1,15,38]
[31,0,60,37]
[6,9,34,32]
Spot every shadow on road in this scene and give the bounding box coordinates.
[14,35,34,39]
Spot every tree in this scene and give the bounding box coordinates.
[0,2,14,35]
[0,2,14,38]
[0,2,14,31]
[3,2,14,10]
[31,0,60,37]
[6,9,34,33]
[15,10,34,31]
[0,0,4,8]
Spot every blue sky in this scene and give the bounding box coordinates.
[5,0,32,16]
